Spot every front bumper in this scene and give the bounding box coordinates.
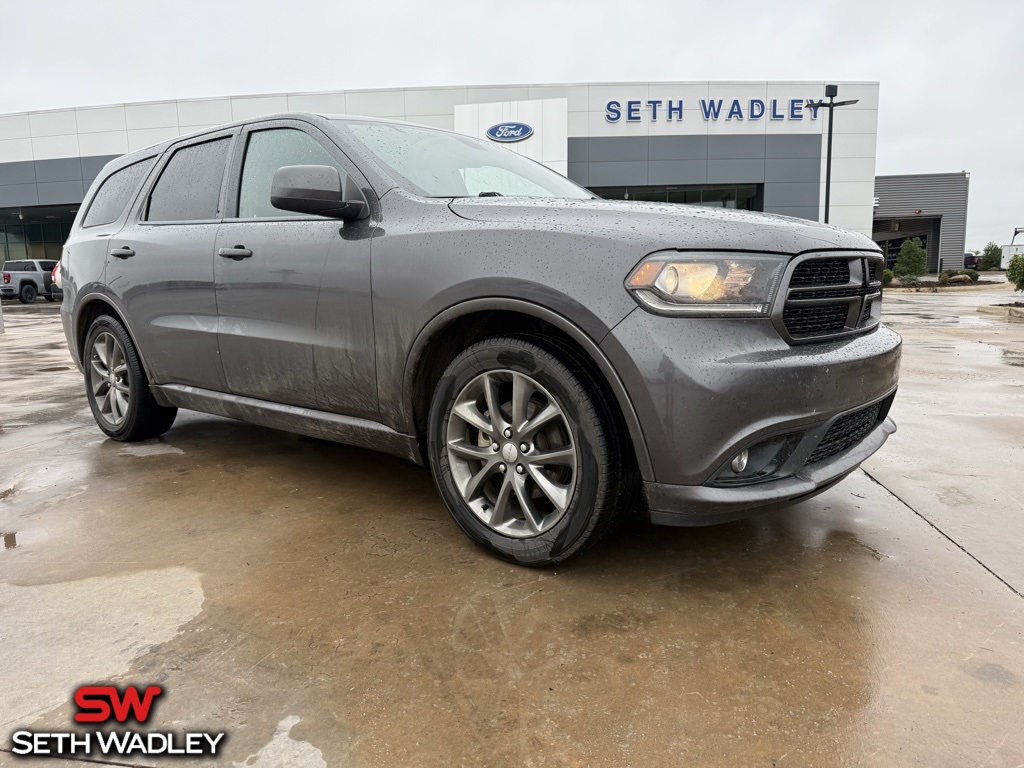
[645,413,896,526]
[601,307,902,523]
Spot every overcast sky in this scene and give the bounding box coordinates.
[6,0,1021,248]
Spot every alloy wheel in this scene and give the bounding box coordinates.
[89,331,131,427]
[445,370,578,538]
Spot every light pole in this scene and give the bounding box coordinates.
[807,84,859,224]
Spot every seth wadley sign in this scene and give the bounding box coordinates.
[605,98,823,123]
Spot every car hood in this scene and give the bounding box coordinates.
[448,197,878,255]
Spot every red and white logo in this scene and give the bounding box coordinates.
[73,685,163,723]
[10,684,226,758]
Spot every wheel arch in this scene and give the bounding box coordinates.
[404,299,653,480]
[74,294,159,387]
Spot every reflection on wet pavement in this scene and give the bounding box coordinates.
[1,295,1023,767]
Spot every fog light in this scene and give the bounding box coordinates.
[731,450,749,474]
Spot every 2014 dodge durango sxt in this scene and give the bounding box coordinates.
[60,113,901,566]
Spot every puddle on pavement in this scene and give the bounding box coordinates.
[1002,349,1024,367]
[2,532,16,549]
[121,442,185,457]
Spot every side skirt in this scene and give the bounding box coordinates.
[152,383,422,465]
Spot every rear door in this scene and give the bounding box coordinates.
[107,130,236,391]
[215,119,375,415]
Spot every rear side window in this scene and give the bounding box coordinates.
[82,158,156,228]
[238,128,346,219]
[146,137,232,222]
[2,261,33,271]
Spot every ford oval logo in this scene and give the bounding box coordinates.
[486,122,534,143]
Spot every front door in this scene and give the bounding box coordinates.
[215,122,375,414]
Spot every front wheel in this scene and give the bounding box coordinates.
[428,337,637,566]
[84,315,178,441]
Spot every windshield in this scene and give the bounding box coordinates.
[334,120,593,199]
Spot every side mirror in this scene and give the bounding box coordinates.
[270,165,367,220]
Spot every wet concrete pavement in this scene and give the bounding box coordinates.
[0,291,1022,767]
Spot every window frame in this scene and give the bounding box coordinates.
[79,155,159,231]
[222,118,373,223]
[135,128,239,228]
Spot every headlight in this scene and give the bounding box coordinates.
[625,253,785,316]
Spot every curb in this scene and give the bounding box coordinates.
[977,305,1024,319]
[887,282,1013,293]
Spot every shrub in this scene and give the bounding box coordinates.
[900,275,921,288]
[980,242,1003,271]
[882,269,894,287]
[964,269,979,282]
[893,237,927,278]
[938,272,950,285]
[1008,253,1024,292]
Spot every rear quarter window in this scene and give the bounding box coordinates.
[82,157,156,229]
[3,261,35,271]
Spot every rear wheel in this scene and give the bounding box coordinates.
[84,315,178,441]
[428,336,637,566]
[18,284,37,304]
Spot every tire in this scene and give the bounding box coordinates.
[18,283,37,304]
[83,315,178,441]
[427,336,638,566]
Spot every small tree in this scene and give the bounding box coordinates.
[1007,253,1024,292]
[980,241,1003,271]
[893,237,927,278]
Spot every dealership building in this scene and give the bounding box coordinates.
[0,81,882,263]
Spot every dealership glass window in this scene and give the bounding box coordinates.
[238,129,346,219]
[0,206,79,262]
[0,226,27,260]
[146,138,231,222]
[83,157,156,228]
[593,185,760,210]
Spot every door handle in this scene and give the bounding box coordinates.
[109,247,135,259]
[218,246,253,260]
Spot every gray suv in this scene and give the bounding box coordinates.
[60,113,901,565]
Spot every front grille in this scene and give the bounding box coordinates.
[778,253,883,343]
[807,403,882,464]
[790,259,850,286]
[782,304,850,336]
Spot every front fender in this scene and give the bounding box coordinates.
[399,296,654,480]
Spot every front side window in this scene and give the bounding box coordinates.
[147,137,232,222]
[82,157,155,228]
[335,120,592,200]
[238,128,346,219]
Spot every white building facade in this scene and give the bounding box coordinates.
[0,81,879,262]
